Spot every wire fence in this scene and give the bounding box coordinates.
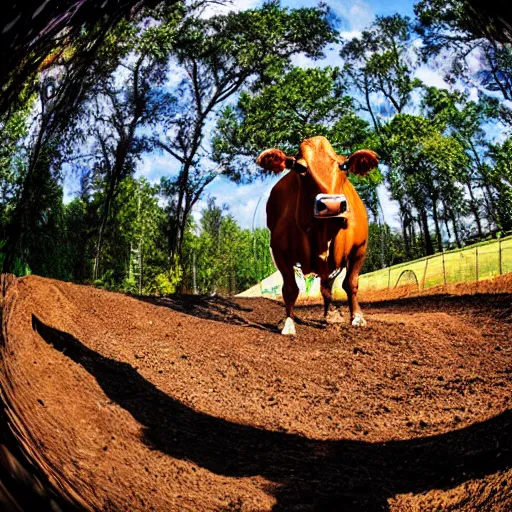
[353,234,512,295]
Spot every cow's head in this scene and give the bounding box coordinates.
[257,136,378,218]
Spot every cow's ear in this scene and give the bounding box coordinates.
[344,150,379,176]
[256,149,294,173]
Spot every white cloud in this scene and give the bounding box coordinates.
[339,30,362,40]
[197,0,260,19]
[414,64,449,89]
[165,57,188,87]
[136,151,178,184]
[345,1,375,31]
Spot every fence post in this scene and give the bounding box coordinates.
[442,251,447,285]
[499,238,503,275]
[421,257,429,290]
[475,246,479,286]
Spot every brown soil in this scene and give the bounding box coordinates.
[1,273,511,511]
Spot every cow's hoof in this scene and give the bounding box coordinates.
[351,313,367,327]
[325,309,344,324]
[281,317,296,336]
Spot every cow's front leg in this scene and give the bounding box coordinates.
[280,265,299,336]
[321,272,344,324]
[343,250,367,327]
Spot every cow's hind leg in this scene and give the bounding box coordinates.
[280,264,299,336]
[343,250,366,327]
[321,271,343,324]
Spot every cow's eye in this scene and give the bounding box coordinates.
[293,162,308,175]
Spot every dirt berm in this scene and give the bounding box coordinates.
[1,274,511,511]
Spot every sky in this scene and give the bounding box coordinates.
[128,0,423,231]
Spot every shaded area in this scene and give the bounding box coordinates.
[139,291,512,334]
[33,315,512,511]
[139,294,282,332]
[139,294,329,332]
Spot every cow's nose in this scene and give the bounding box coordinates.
[314,194,348,218]
[316,200,328,213]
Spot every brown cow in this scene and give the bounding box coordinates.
[257,136,378,335]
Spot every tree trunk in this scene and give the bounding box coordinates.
[138,238,142,295]
[409,219,416,256]
[93,175,117,281]
[431,199,443,253]
[399,201,410,258]
[93,207,107,281]
[450,211,461,248]
[419,208,434,256]
[465,180,483,238]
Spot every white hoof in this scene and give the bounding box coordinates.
[281,317,296,336]
[325,308,344,324]
[351,313,367,327]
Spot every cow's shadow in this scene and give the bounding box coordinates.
[135,294,331,333]
[136,294,282,333]
[32,315,512,511]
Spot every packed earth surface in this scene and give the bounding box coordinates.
[1,273,512,511]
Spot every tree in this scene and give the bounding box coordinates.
[156,0,337,260]
[340,14,421,145]
[422,87,501,236]
[181,198,275,295]
[213,67,371,176]
[212,66,384,220]
[364,223,409,272]
[0,88,34,236]
[0,0,182,115]
[74,8,182,280]
[415,0,512,124]
[382,113,470,254]
[486,138,512,232]
[339,14,422,257]
[111,177,171,294]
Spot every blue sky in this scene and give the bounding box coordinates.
[131,0,420,230]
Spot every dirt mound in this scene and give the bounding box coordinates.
[1,274,512,511]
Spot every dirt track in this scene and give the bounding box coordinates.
[1,274,512,511]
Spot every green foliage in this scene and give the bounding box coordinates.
[213,66,372,181]
[340,14,421,127]
[363,223,409,272]
[0,244,31,277]
[143,256,183,296]
[212,64,384,218]
[180,198,275,295]
[1,0,510,297]
[173,1,336,86]
[487,138,512,231]
[415,0,512,119]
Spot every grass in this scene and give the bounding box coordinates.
[355,234,512,294]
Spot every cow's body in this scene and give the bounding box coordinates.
[258,136,378,335]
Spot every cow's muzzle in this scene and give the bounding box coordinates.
[313,194,349,218]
